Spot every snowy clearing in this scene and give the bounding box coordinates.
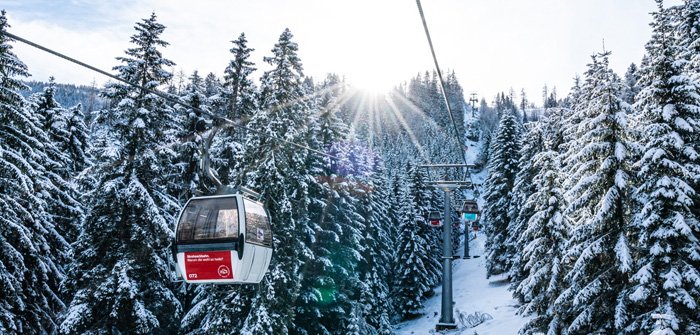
[395,234,528,335]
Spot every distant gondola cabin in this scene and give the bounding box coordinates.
[428,210,443,228]
[461,200,480,221]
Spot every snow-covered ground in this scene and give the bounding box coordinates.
[394,234,529,334]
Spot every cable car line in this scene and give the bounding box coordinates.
[1,30,339,161]
[415,0,480,207]
[415,0,470,167]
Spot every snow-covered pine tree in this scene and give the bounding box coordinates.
[204,72,221,98]
[425,71,442,125]
[624,1,700,333]
[408,163,442,290]
[0,12,69,334]
[179,284,256,335]
[30,78,83,245]
[393,164,431,319]
[507,122,544,299]
[385,173,403,297]
[451,204,461,257]
[59,13,181,335]
[357,156,394,335]
[560,69,596,196]
[514,110,569,335]
[445,70,466,134]
[555,51,636,335]
[214,32,257,186]
[676,0,700,220]
[172,71,211,201]
[483,110,521,277]
[222,33,257,122]
[676,0,700,77]
[64,103,91,174]
[622,63,641,105]
[239,28,314,335]
[294,75,365,335]
[388,174,403,245]
[31,78,71,174]
[520,88,529,123]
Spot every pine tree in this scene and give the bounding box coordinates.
[385,173,403,297]
[507,122,544,299]
[59,13,181,335]
[676,0,700,220]
[624,2,700,333]
[556,51,636,334]
[622,63,641,105]
[408,163,442,289]
[514,111,569,335]
[357,157,394,335]
[30,78,84,245]
[294,76,365,335]
[239,28,313,335]
[179,285,256,335]
[483,110,521,277]
[561,71,595,192]
[393,167,431,319]
[64,103,91,174]
[173,71,211,201]
[0,12,69,334]
[520,88,529,123]
[32,78,71,173]
[222,33,257,122]
[203,72,221,98]
[215,32,257,186]
[445,70,466,134]
[677,0,700,78]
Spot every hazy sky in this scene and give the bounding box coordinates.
[3,0,683,103]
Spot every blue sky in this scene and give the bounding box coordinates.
[3,0,683,102]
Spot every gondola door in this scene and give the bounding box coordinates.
[242,198,273,283]
[174,195,242,284]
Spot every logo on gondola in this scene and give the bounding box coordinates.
[218,265,231,278]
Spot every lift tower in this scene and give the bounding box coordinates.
[469,92,479,117]
[420,164,475,331]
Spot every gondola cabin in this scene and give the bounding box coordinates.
[173,194,273,284]
[461,200,480,221]
[428,210,443,228]
[472,221,480,232]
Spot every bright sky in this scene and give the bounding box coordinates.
[3,0,683,104]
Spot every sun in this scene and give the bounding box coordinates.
[346,72,397,95]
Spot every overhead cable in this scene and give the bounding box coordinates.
[2,30,337,160]
[415,0,470,166]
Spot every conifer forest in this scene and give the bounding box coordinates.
[1,0,700,334]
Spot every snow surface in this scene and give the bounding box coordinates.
[394,233,529,334]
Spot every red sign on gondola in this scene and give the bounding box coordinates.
[184,251,233,281]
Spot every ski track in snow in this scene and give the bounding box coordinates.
[394,234,529,335]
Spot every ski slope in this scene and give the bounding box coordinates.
[394,234,529,334]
